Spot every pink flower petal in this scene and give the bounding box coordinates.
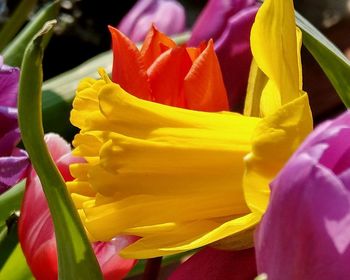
[19,133,136,280]
[255,111,350,280]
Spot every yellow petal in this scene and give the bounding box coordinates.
[243,59,268,117]
[120,213,261,258]
[244,92,313,214]
[250,0,300,107]
[244,28,303,118]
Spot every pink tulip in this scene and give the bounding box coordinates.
[255,111,350,280]
[18,133,136,280]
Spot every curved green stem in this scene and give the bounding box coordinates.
[18,21,103,280]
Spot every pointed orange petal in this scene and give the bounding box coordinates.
[147,47,192,108]
[184,40,229,112]
[140,25,177,69]
[186,42,207,62]
[186,47,202,62]
[109,26,151,100]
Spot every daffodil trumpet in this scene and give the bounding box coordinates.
[68,0,313,259]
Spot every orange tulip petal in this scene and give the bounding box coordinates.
[109,26,151,100]
[184,40,229,112]
[140,25,177,69]
[147,47,192,108]
[186,42,207,62]
[186,47,202,62]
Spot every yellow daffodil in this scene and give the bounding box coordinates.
[68,0,313,259]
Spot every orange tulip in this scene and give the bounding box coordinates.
[109,25,229,112]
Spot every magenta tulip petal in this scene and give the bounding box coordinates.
[118,0,185,42]
[256,111,350,280]
[0,107,18,140]
[188,0,256,46]
[118,0,155,36]
[169,247,257,280]
[256,155,350,279]
[339,169,350,190]
[215,6,258,110]
[0,62,20,107]
[292,112,350,160]
[19,134,136,280]
[0,58,28,194]
[0,128,20,156]
[0,154,28,194]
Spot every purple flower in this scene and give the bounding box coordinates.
[0,56,29,194]
[189,0,259,111]
[255,111,350,280]
[118,0,185,43]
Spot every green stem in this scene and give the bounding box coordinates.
[18,21,103,280]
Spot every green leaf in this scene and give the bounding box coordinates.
[0,244,34,280]
[18,21,103,280]
[0,180,26,225]
[3,1,60,67]
[296,11,350,108]
[0,0,37,52]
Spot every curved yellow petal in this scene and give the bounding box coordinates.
[250,0,300,108]
[244,27,303,118]
[120,213,261,259]
[243,0,313,217]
